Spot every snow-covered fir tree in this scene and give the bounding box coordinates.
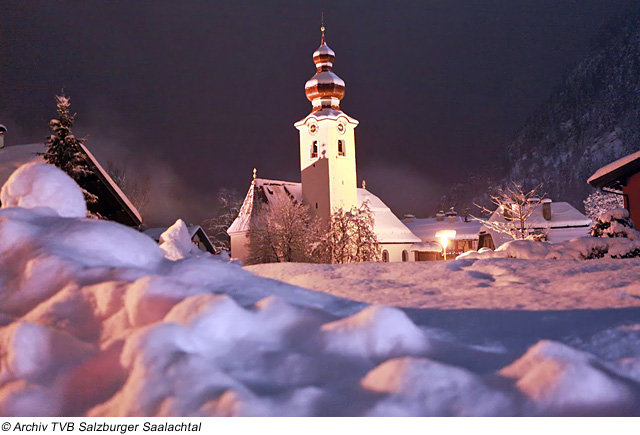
[590,207,638,240]
[317,201,381,264]
[43,95,97,204]
[583,190,624,221]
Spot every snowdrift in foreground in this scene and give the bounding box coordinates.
[1,164,640,416]
[0,162,87,218]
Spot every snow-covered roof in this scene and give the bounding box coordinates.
[404,216,484,242]
[227,178,420,244]
[227,180,256,234]
[294,109,359,127]
[227,178,302,234]
[483,201,591,229]
[587,150,640,190]
[357,189,421,244]
[258,178,303,202]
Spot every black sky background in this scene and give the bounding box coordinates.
[1,1,637,227]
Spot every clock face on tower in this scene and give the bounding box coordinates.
[337,121,346,134]
[309,123,318,135]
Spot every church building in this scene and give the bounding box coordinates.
[228,27,420,263]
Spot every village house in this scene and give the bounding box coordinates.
[403,209,484,260]
[588,150,640,225]
[227,28,420,263]
[477,199,592,249]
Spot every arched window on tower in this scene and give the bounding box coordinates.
[311,141,318,158]
[338,140,345,157]
[382,250,389,262]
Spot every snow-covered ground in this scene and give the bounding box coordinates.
[247,259,640,310]
[2,163,640,416]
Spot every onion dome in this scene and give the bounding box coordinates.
[305,26,345,111]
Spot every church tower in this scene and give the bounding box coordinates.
[294,25,359,224]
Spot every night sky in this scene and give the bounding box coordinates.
[1,1,637,226]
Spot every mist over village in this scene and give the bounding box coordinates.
[2,1,640,420]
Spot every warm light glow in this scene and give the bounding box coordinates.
[435,230,456,260]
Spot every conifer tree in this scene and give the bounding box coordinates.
[43,95,98,204]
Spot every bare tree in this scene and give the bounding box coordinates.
[246,195,322,265]
[317,201,381,264]
[106,161,151,217]
[202,188,242,251]
[474,182,546,241]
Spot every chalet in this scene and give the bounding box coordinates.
[587,150,640,225]
[0,134,142,227]
[403,209,484,260]
[227,27,420,262]
[143,225,216,255]
[477,199,592,249]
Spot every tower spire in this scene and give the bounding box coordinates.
[321,13,325,44]
[304,19,345,112]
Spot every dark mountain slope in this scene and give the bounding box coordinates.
[506,9,640,207]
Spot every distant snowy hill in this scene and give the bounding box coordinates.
[505,9,640,208]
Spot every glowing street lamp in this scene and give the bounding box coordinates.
[435,230,456,260]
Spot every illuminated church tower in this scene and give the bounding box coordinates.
[294,26,359,224]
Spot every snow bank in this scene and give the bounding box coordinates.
[158,219,201,260]
[500,341,638,415]
[362,357,517,416]
[321,306,431,361]
[1,162,86,218]
[459,237,640,261]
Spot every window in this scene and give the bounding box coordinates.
[402,250,408,262]
[311,141,318,158]
[382,250,389,262]
[338,140,345,156]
